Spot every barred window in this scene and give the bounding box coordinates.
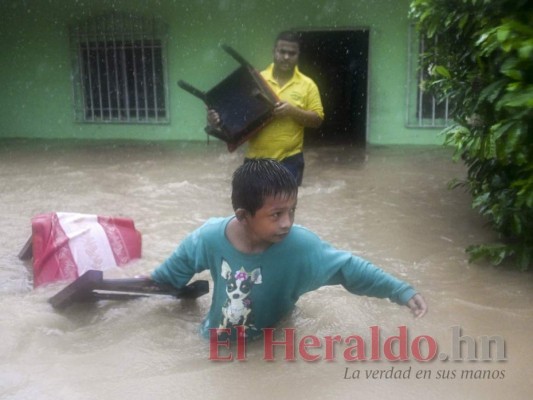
[70,13,168,124]
[406,25,451,128]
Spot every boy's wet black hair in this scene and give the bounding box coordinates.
[231,159,298,215]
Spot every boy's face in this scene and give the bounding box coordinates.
[245,193,297,247]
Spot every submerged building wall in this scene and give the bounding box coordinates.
[0,0,443,145]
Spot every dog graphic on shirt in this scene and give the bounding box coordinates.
[219,260,262,330]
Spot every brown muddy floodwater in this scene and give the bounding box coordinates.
[0,139,532,400]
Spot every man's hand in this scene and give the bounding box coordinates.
[406,293,428,319]
[272,101,323,128]
[272,101,293,117]
[207,108,221,127]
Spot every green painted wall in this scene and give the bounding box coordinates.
[0,0,442,145]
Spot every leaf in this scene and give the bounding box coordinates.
[459,14,469,29]
[490,120,515,140]
[467,244,509,266]
[518,40,533,59]
[434,65,451,78]
[496,26,510,42]
[499,87,533,108]
[478,80,506,103]
[413,0,533,271]
[472,192,490,209]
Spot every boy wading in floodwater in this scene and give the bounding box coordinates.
[150,159,427,342]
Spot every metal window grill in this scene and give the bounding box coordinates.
[406,26,452,128]
[70,13,168,124]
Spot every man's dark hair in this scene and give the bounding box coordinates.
[275,30,301,46]
[231,159,298,215]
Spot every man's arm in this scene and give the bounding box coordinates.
[272,101,323,128]
[208,103,322,129]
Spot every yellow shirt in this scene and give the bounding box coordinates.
[245,64,324,161]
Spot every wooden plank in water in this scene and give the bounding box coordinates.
[18,235,33,260]
[48,270,209,310]
[48,270,103,309]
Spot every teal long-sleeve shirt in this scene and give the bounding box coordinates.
[151,217,417,340]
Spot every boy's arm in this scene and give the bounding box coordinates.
[312,242,427,317]
[151,231,207,289]
[325,254,415,304]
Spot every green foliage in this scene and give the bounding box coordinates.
[410,0,533,270]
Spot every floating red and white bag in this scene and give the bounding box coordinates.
[30,212,142,288]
